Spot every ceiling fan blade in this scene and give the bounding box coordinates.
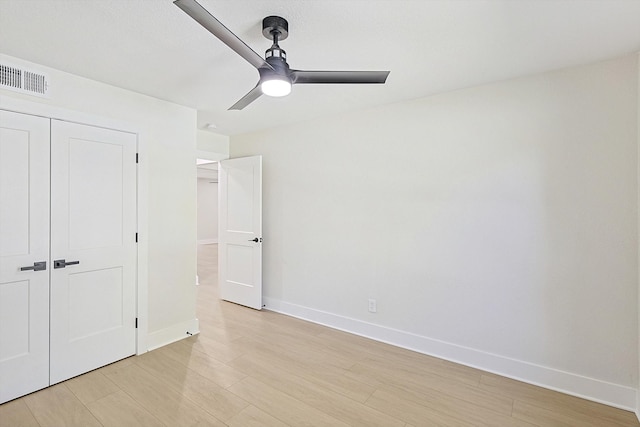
[291,70,390,85]
[174,0,273,72]
[229,83,263,110]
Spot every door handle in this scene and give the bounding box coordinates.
[248,238,263,242]
[53,259,80,269]
[20,261,47,271]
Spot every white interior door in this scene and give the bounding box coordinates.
[219,156,262,310]
[49,120,137,384]
[0,110,50,403]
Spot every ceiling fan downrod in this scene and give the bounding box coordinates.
[263,16,288,63]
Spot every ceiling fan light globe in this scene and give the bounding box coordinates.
[261,78,292,97]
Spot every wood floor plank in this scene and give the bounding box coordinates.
[346,357,513,415]
[191,318,245,345]
[149,340,247,389]
[365,388,477,427]
[230,342,376,403]
[23,383,102,427]
[0,399,40,427]
[171,334,254,365]
[362,352,481,387]
[513,400,638,427]
[229,353,404,427]
[96,356,135,376]
[65,369,120,405]
[316,328,442,366]
[372,384,536,427]
[104,362,227,427]
[225,405,290,427]
[230,323,358,371]
[480,374,639,426]
[86,390,164,427]
[133,347,250,422]
[262,310,328,337]
[135,347,216,387]
[228,376,351,427]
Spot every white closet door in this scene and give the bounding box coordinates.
[49,120,137,384]
[0,110,50,403]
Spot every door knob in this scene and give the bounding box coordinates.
[248,238,263,242]
[20,261,47,271]
[53,259,80,269]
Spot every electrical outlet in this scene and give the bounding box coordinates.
[368,299,377,313]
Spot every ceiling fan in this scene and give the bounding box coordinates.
[174,0,390,110]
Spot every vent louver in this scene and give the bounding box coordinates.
[0,63,49,98]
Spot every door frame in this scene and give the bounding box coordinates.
[0,96,148,355]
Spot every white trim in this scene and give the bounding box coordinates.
[146,318,200,351]
[0,95,148,356]
[196,149,229,162]
[264,297,638,412]
[197,239,218,245]
[135,130,148,355]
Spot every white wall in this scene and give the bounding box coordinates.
[231,55,639,410]
[198,129,229,155]
[0,54,199,350]
[197,178,218,243]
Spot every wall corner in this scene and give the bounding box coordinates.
[636,51,640,422]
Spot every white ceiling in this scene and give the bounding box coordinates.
[1,0,639,136]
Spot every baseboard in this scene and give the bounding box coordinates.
[146,318,200,351]
[197,239,218,245]
[263,297,637,412]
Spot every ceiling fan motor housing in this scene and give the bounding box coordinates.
[259,56,290,80]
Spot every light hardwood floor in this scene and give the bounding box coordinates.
[2,243,639,426]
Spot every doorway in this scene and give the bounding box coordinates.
[196,163,218,308]
[197,160,219,245]
[194,155,263,310]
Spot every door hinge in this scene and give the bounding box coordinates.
[135,232,138,242]
[135,317,138,329]
[136,153,139,163]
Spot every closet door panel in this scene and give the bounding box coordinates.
[0,110,50,403]
[49,120,137,384]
